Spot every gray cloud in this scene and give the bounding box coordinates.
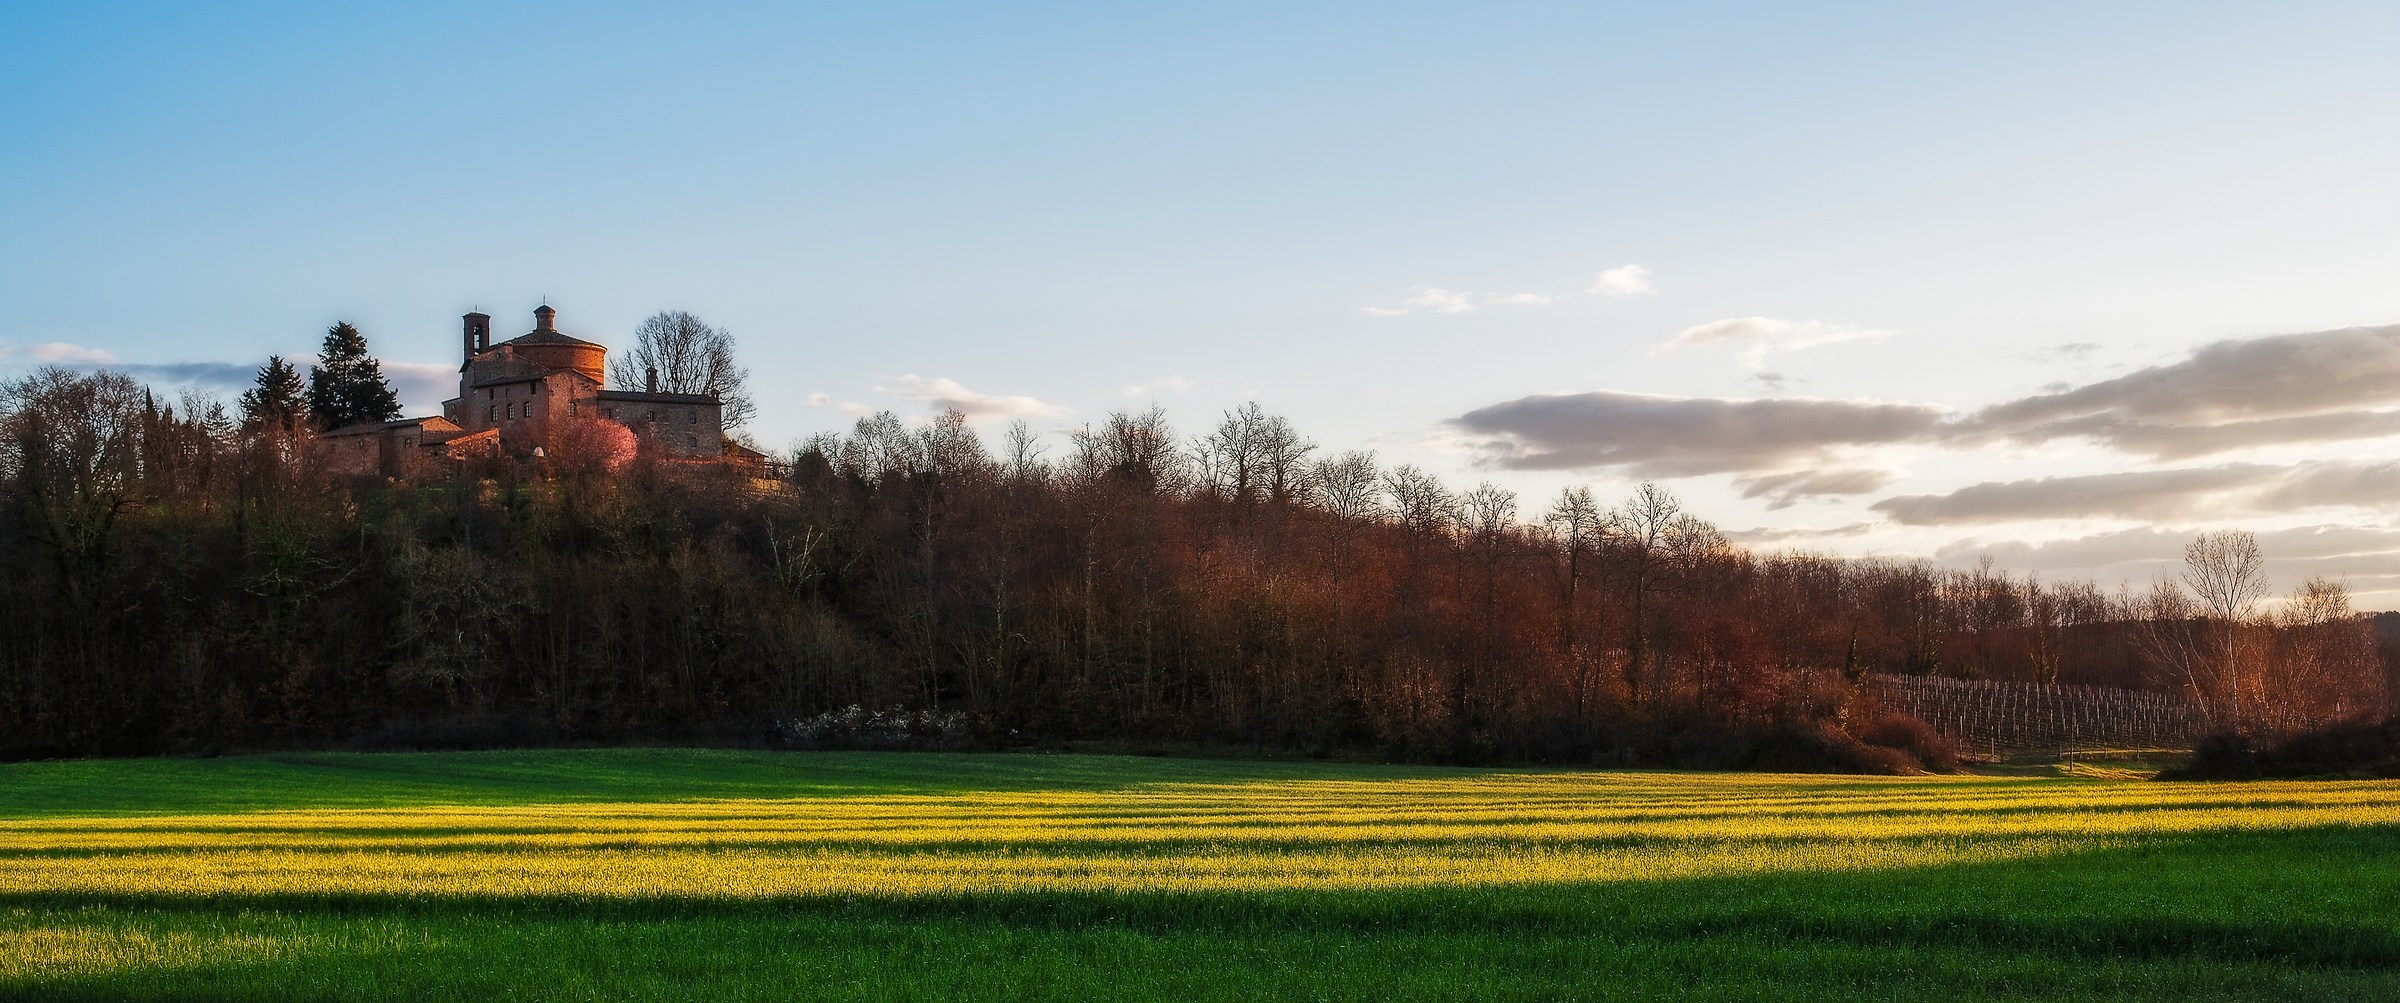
[1934,526,2197,571]
[1734,467,1899,508]
[1871,465,2280,525]
[1872,459,2400,527]
[381,361,461,414]
[113,361,261,391]
[1967,324,2400,458]
[1451,390,1946,477]
[1452,324,2400,494]
[7,354,462,417]
[1933,524,2400,607]
[2253,459,2400,512]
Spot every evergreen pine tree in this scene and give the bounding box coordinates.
[305,322,402,430]
[201,400,235,442]
[238,355,311,433]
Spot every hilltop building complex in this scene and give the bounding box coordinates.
[324,305,730,475]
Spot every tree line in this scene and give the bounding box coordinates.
[1,363,2391,763]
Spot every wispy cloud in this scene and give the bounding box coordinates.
[876,374,1070,421]
[1403,288,1476,314]
[0,340,119,365]
[1657,316,1890,369]
[1363,286,1559,316]
[1123,375,1195,397]
[2022,341,2101,364]
[1590,264,1653,296]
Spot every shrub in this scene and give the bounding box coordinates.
[2163,717,2400,780]
[774,705,976,751]
[1849,711,1960,773]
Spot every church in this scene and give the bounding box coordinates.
[323,304,730,475]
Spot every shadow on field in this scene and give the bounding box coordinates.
[0,749,1494,819]
[8,825,2399,1002]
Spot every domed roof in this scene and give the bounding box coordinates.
[509,302,597,347]
[506,329,602,348]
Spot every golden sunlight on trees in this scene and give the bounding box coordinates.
[0,384,2391,761]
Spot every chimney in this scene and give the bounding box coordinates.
[463,311,491,359]
[646,365,658,394]
[534,304,556,332]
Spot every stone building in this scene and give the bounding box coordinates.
[320,415,497,476]
[323,304,729,476]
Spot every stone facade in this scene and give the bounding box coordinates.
[324,304,728,476]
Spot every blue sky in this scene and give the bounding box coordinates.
[8,3,2400,600]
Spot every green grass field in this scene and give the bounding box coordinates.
[1,749,2395,1001]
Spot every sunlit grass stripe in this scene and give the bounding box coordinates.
[0,836,2108,898]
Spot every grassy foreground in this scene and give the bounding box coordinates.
[0,750,2395,1001]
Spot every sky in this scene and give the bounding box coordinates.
[6,3,2400,603]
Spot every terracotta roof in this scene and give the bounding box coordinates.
[423,428,499,448]
[595,389,719,405]
[502,329,603,349]
[324,417,446,437]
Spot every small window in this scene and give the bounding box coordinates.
[606,407,618,419]
[686,410,696,424]
[686,434,698,449]
[488,405,497,421]
[568,401,578,417]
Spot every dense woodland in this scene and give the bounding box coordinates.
[3,360,2394,765]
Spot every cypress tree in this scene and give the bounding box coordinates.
[238,354,311,433]
[306,322,402,430]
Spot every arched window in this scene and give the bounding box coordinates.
[488,405,497,421]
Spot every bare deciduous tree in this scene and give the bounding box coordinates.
[1,367,148,602]
[1193,403,1316,507]
[2182,529,2269,728]
[1610,482,1725,703]
[1543,485,1608,718]
[1304,451,1380,522]
[611,311,756,428]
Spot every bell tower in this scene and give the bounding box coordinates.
[462,311,492,362]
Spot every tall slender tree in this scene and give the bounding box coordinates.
[305,322,401,430]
